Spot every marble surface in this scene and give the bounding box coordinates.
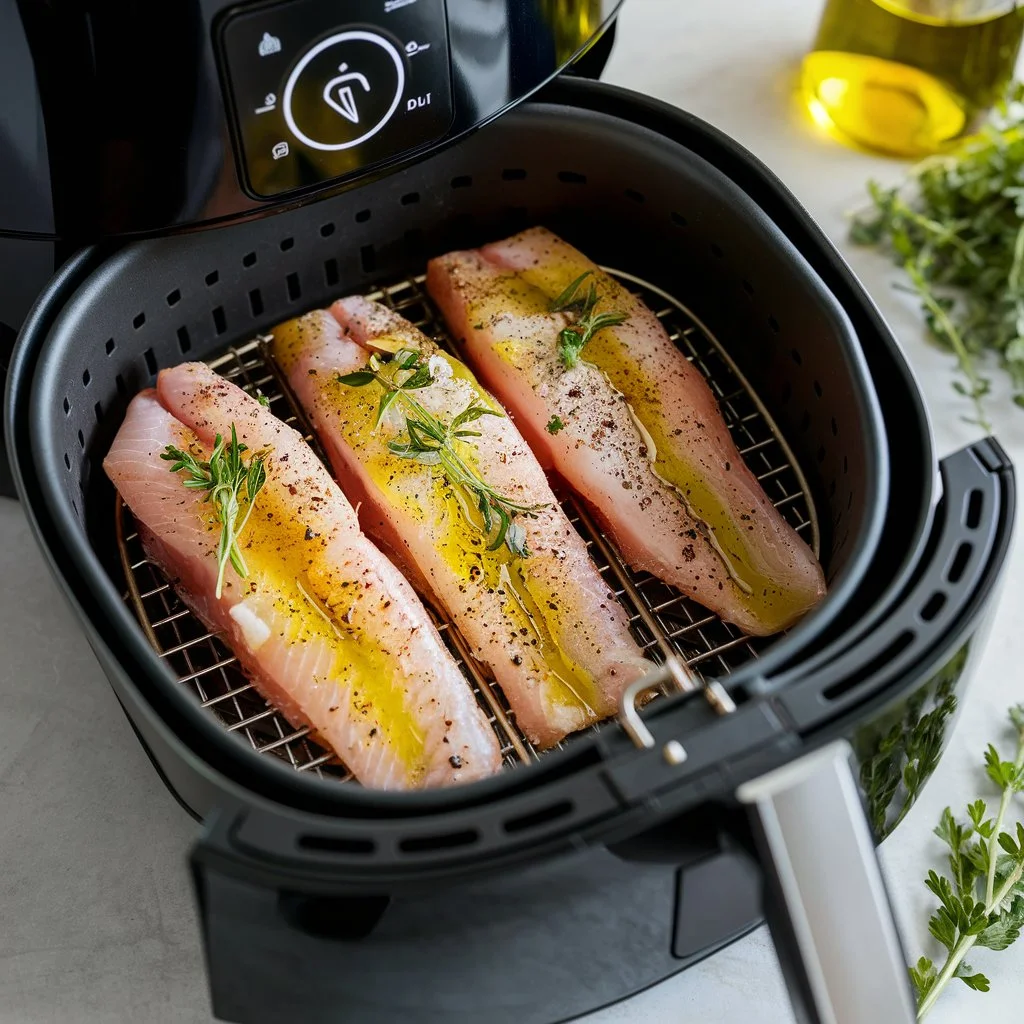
[2,1,1023,1021]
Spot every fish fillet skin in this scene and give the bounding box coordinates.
[270,298,651,749]
[425,227,827,636]
[104,370,502,790]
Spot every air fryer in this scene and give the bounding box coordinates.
[1,4,1016,1024]
[0,0,620,493]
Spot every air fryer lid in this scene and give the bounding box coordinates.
[10,80,893,820]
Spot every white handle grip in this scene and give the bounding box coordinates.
[737,740,916,1024]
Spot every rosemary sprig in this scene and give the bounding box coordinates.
[338,349,548,557]
[910,704,1024,1019]
[161,424,268,599]
[549,271,628,369]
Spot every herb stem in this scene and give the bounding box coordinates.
[918,933,974,1021]
[850,86,1024,416]
[1007,223,1024,295]
[338,352,547,557]
[395,389,539,527]
[905,261,992,431]
[163,424,268,600]
[548,271,628,369]
[904,207,981,264]
[919,861,1024,1020]
[915,714,1024,1020]
[985,725,1024,907]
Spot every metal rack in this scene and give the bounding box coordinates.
[116,270,819,782]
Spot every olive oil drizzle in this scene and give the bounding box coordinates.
[338,348,549,557]
[326,350,605,718]
[231,480,430,771]
[601,366,754,595]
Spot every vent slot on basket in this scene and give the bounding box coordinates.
[299,834,375,854]
[504,800,574,834]
[399,828,478,853]
[116,272,820,784]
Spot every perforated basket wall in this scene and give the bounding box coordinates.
[26,98,886,786]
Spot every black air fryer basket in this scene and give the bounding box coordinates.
[6,79,1015,1024]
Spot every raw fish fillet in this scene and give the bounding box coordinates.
[426,227,826,636]
[271,298,651,748]
[104,366,502,789]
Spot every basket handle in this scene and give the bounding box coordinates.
[737,740,916,1024]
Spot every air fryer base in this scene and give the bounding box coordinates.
[196,840,759,1024]
[98,440,1009,1024]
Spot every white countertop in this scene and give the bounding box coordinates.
[2,1,1023,1022]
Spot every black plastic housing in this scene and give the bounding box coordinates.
[2,0,623,238]
[0,1,621,498]
[16,91,887,821]
[4,80,1015,1024]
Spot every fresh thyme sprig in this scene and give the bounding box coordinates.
[851,82,1024,427]
[161,424,268,599]
[549,271,628,369]
[910,704,1024,1019]
[338,349,548,558]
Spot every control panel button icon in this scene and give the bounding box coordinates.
[258,32,282,57]
[283,30,405,152]
[322,64,370,124]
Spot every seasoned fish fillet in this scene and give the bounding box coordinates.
[271,298,651,749]
[104,367,501,789]
[426,227,826,636]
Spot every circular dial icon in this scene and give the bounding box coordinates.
[283,30,405,152]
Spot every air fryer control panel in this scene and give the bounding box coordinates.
[218,0,453,198]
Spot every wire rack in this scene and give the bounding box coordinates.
[116,270,820,782]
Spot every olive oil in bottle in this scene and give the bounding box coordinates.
[537,0,605,64]
[802,0,1024,156]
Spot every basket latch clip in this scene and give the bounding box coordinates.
[617,657,736,765]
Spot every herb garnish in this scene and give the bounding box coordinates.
[909,704,1024,1019]
[851,83,1024,426]
[546,415,565,434]
[162,425,268,599]
[859,668,959,842]
[549,271,628,369]
[338,349,548,557]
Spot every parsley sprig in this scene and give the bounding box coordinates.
[161,425,268,599]
[851,83,1024,427]
[338,349,548,558]
[549,271,628,369]
[910,704,1024,1019]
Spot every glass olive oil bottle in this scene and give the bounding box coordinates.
[802,0,1024,156]
[537,0,606,64]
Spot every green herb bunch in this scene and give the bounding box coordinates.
[859,672,958,842]
[910,704,1024,1019]
[338,349,548,558]
[549,271,628,369]
[162,424,268,599]
[851,83,1024,427]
